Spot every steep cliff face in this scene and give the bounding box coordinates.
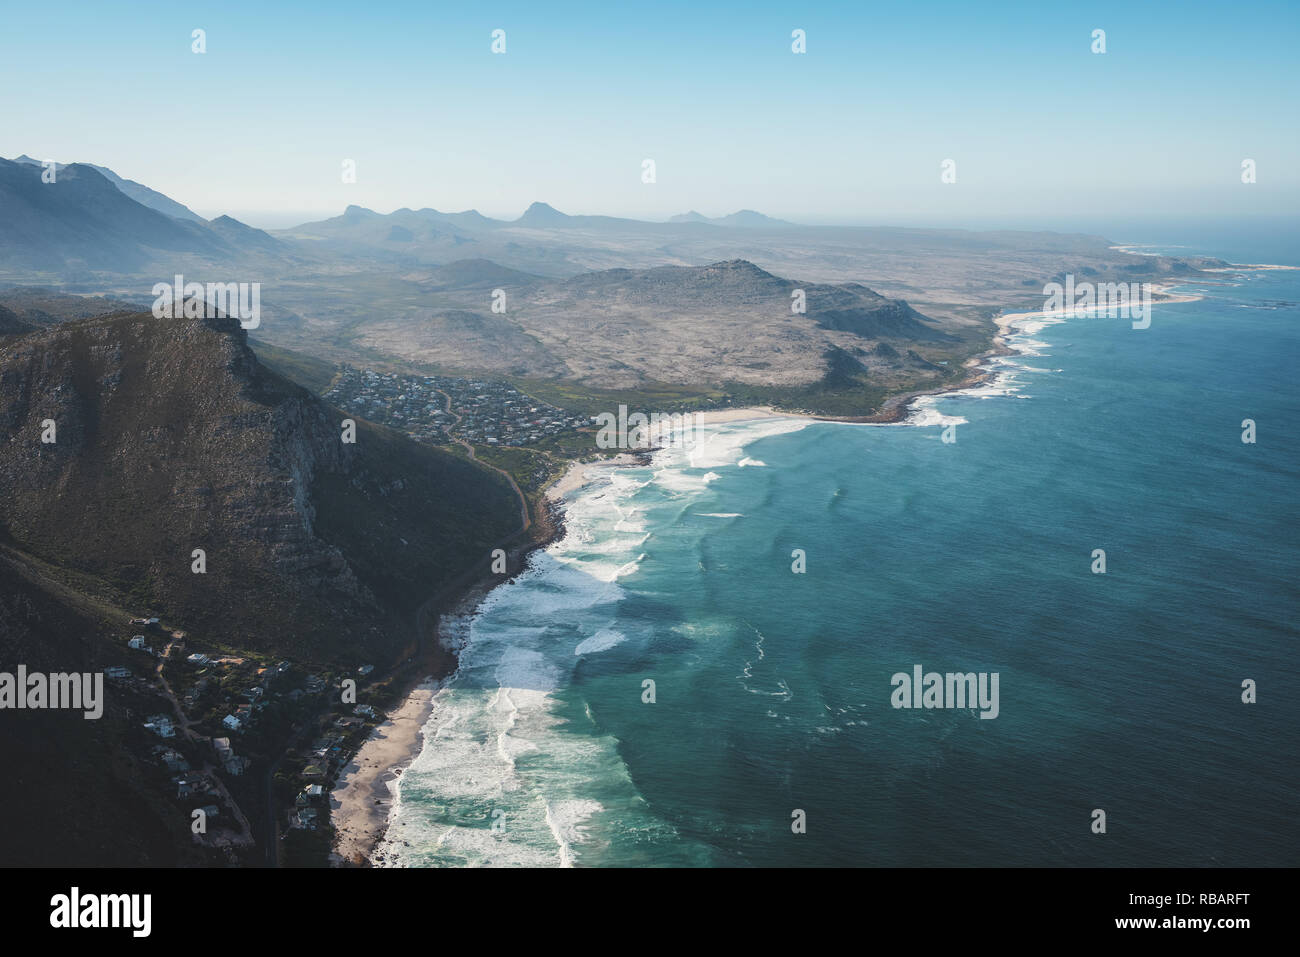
[0,309,520,662]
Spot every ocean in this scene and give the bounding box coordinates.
[374,233,1299,867]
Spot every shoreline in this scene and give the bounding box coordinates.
[328,682,437,866]
[328,270,1221,866]
[545,451,653,500]
[329,502,567,867]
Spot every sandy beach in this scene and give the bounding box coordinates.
[545,452,644,501]
[545,407,814,502]
[329,682,437,866]
[687,405,812,426]
[994,281,1205,334]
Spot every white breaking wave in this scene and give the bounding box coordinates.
[375,416,820,868]
[545,799,605,867]
[684,419,811,469]
[575,627,627,655]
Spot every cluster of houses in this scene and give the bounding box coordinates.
[185,657,297,734]
[121,611,395,845]
[151,745,228,836]
[325,367,452,444]
[323,366,587,447]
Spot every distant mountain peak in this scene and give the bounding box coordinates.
[516,201,570,225]
[716,209,791,227]
[667,209,792,228]
[708,258,776,276]
[205,214,282,250]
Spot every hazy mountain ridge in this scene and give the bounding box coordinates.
[12,154,207,223]
[668,209,794,227]
[0,156,1229,410]
[0,157,283,273]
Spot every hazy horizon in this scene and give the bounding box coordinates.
[3,0,1296,230]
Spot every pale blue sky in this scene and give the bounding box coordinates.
[1,0,1296,229]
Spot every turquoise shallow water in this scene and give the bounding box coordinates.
[377,238,1299,867]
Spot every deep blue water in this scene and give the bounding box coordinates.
[377,236,1299,867]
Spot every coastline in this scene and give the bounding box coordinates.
[328,500,567,867]
[546,451,651,500]
[329,682,437,866]
[327,272,1217,866]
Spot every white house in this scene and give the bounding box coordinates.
[222,714,242,731]
[144,716,175,738]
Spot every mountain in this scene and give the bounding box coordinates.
[206,214,284,252]
[0,157,286,276]
[0,301,526,866]
[515,201,572,227]
[0,306,521,663]
[429,208,499,229]
[0,157,229,271]
[425,258,544,290]
[11,154,206,223]
[511,202,652,231]
[352,258,956,390]
[263,200,1225,315]
[668,209,794,228]
[282,205,486,252]
[0,156,1227,411]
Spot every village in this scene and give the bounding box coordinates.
[323,366,588,447]
[109,614,389,865]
